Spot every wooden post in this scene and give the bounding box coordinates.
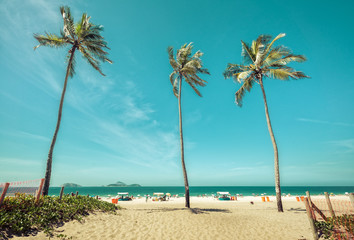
[324,192,335,218]
[304,197,319,240]
[306,191,312,205]
[36,178,45,202]
[59,186,65,201]
[306,191,316,220]
[349,193,354,208]
[0,183,10,207]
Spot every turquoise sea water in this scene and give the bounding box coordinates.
[48,186,354,197]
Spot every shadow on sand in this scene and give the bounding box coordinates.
[138,207,231,214]
[287,207,306,213]
[189,208,231,214]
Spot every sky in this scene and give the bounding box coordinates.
[1,0,353,187]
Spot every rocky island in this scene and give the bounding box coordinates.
[106,181,141,187]
[62,183,82,187]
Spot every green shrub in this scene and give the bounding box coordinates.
[0,194,119,238]
[315,215,354,240]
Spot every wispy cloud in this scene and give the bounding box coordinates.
[0,130,49,142]
[297,118,354,127]
[328,139,354,153]
[88,119,179,169]
[0,0,66,98]
[0,157,41,167]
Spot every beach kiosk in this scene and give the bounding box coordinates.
[217,192,231,201]
[117,192,132,201]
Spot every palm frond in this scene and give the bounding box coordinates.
[184,59,201,71]
[253,35,273,67]
[266,68,303,80]
[75,13,88,38]
[192,50,203,60]
[177,42,194,66]
[167,46,174,59]
[66,51,76,78]
[190,74,207,87]
[264,33,286,56]
[60,6,75,39]
[263,46,291,66]
[169,71,177,85]
[79,46,105,76]
[223,64,249,79]
[241,41,255,64]
[268,54,307,67]
[234,70,252,83]
[85,44,112,64]
[167,46,179,70]
[235,75,255,106]
[172,75,179,97]
[184,75,202,97]
[290,71,309,79]
[181,66,196,75]
[198,68,210,75]
[254,35,272,54]
[33,33,68,50]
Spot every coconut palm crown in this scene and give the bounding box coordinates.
[168,43,210,98]
[34,6,112,77]
[223,33,309,212]
[34,6,112,196]
[223,33,308,106]
[168,43,209,208]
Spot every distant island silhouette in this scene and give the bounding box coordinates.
[106,181,141,187]
[60,181,141,187]
[62,183,82,187]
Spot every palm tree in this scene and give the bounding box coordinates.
[168,43,210,208]
[34,6,112,195]
[223,33,308,212]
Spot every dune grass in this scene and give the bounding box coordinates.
[0,194,119,238]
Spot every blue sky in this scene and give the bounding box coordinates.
[1,0,353,187]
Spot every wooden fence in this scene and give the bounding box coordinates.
[304,191,354,240]
[0,179,44,206]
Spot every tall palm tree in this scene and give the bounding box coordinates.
[34,6,112,195]
[223,33,308,212]
[168,43,210,208]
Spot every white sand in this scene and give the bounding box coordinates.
[10,195,329,240]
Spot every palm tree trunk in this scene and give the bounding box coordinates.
[259,76,283,212]
[178,74,190,208]
[42,46,76,196]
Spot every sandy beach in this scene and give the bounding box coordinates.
[10,195,328,240]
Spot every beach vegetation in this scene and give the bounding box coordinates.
[223,33,309,212]
[33,6,112,196]
[315,214,354,239]
[167,43,210,208]
[0,194,118,239]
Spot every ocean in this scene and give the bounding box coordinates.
[48,186,354,197]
